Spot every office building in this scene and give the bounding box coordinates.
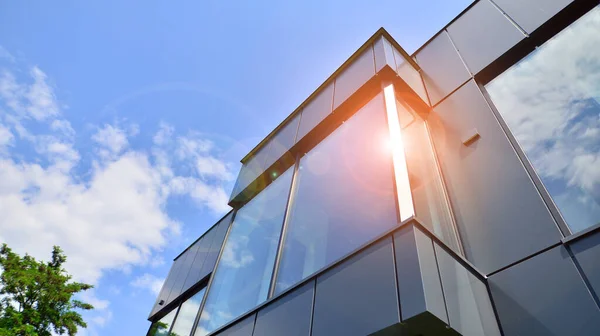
[147,1,600,335]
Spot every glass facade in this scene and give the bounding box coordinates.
[397,98,461,252]
[486,5,600,234]
[274,93,398,294]
[195,167,294,336]
[169,288,206,336]
[149,308,177,336]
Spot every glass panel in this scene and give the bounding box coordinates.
[274,93,398,294]
[149,308,177,336]
[397,99,462,252]
[169,288,206,336]
[195,167,294,336]
[486,6,600,234]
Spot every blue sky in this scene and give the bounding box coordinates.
[0,1,472,335]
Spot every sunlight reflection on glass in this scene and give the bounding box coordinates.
[384,84,415,221]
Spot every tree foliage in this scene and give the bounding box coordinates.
[0,244,94,336]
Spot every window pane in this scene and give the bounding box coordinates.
[486,6,600,233]
[398,99,461,253]
[195,167,294,335]
[274,93,398,294]
[169,288,206,336]
[149,308,177,336]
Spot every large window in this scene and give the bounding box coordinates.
[195,167,294,335]
[486,6,600,234]
[273,93,398,294]
[169,288,206,336]
[149,308,177,336]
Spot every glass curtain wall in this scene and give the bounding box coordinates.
[195,167,294,336]
[486,5,600,234]
[396,97,462,252]
[149,308,177,336]
[273,93,398,294]
[169,288,206,336]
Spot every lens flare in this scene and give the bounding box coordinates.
[383,84,415,221]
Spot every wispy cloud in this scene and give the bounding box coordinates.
[0,46,234,333]
[130,273,165,296]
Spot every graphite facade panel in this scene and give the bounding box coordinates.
[570,230,600,298]
[295,83,334,142]
[332,48,376,109]
[394,225,448,324]
[311,238,399,336]
[198,212,232,277]
[492,0,573,34]
[414,31,471,105]
[374,36,396,72]
[213,314,256,336]
[434,243,500,336]
[167,241,199,303]
[182,229,215,292]
[392,47,429,105]
[428,80,561,274]
[489,246,600,336]
[446,0,526,74]
[252,281,314,336]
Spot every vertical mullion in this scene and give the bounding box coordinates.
[268,154,301,298]
[188,211,237,336]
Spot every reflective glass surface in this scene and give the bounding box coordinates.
[195,167,294,336]
[486,6,600,233]
[398,99,461,253]
[169,288,206,336]
[149,308,177,336]
[274,93,398,294]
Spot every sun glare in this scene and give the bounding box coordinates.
[383,84,415,221]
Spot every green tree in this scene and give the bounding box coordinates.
[0,244,94,336]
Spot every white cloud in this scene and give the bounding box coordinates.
[0,50,235,333]
[92,124,129,158]
[0,46,15,63]
[196,156,234,181]
[130,273,165,296]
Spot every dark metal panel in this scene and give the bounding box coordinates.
[374,36,396,72]
[171,238,203,298]
[394,226,448,323]
[182,229,215,292]
[166,246,197,303]
[295,83,334,142]
[570,229,600,297]
[149,263,178,318]
[253,281,314,336]
[311,238,399,336]
[213,314,256,336]
[392,48,429,105]
[157,257,185,309]
[199,212,232,277]
[262,113,300,171]
[414,31,471,105]
[447,0,526,74]
[489,246,600,336]
[493,0,573,34]
[434,243,500,336]
[428,80,561,274]
[332,48,376,109]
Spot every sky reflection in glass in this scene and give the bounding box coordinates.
[486,6,600,233]
[195,167,293,336]
[274,93,398,294]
